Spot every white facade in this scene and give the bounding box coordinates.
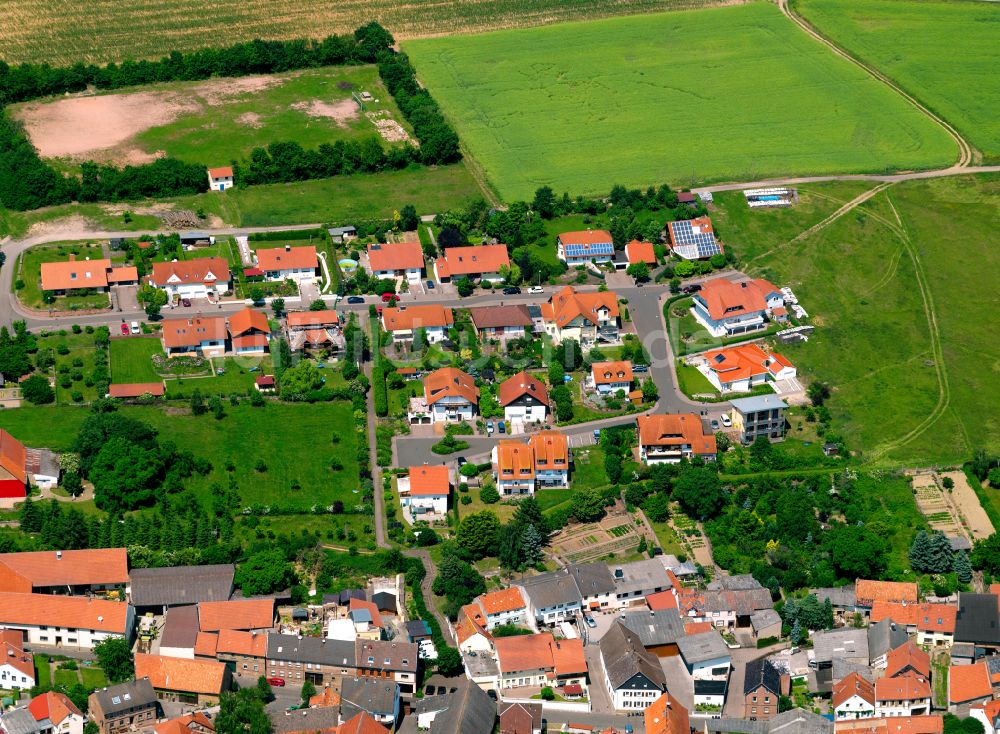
[158,644,195,659]
[458,631,492,655]
[484,607,528,631]
[595,380,631,395]
[430,397,476,424]
[401,493,448,516]
[689,655,731,681]
[536,466,569,489]
[835,695,876,720]
[528,599,580,625]
[160,277,230,299]
[387,324,449,344]
[916,628,953,646]
[0,662,33,691]
[504,403,547,424]
[606,673,662,712]
[264,267,315,283]
[208,172,233,192]
[3,621,131,651]
[875,695,931,718]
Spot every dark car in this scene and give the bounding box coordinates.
[682,284,703,294]
[181,298,192,307]
[427,280,435,289]
[346,296,365,304]
[503,286,521,295]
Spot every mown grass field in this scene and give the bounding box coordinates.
[714,173,1000,466]
[795,0,1000,163]
[109,337,163,383]
[404,2,957,200]
[2,0,718,65]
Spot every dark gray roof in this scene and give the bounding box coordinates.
[868,618,908,661]
[698,589,774,616]
[327,226,357,236]
[704,709,831,734]
[372,591,396,611]
[130,564,234,608]
[611,559,671,595]
[519,569,582,610]
[405,620,431,639]
[949,537,972,552]
[708,574,764,592]
[812,628,868,664]
[266,633,355,667]
[951,643,976,659]
[339,677,398,718]
[986,656,1000,675]
[271,707,342,734]
[745,658,781,696]
[810,587,857,609]
[832,658,875,684]
[696,679,729,696]
[340,589,366,605]
[619,609,685,647]
[955,593,1000,645]
[599,621,666,691]
[568,562,616,597]
[751,608,782,632]
[678,630,730,665]
[414,679,495,734]
[159,604,199,649]
[90,679,157,715]
[356,639,418,673]
[0,709,41,734]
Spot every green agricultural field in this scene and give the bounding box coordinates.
[2,0,718,65]
[795,0,1000,163]
[110,337,164,383]
[404,2,957,200]
[716,173,1000,466]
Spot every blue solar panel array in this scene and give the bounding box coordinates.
[670,220,722,259]
[564,242,614,258]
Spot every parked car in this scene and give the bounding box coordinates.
[527,286,544,294]
[456,456,469,467]
[720,414,732,428]
[503,286,521,295]
[593,429,601,441]
[710,419,720,430]
[120,323,129,336]
[633,364,649,373]
[498,422,506,434]
[181,298,191,307]
[486,422,494,436]
[267,678,285,687]
[130,321,140,334]
[346,296,365,304]
[381,292,394,302]
[426,280,435,289]
[584,616,597,629]
[682,284,702,294]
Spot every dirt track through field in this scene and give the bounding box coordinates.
[941,470,994,540]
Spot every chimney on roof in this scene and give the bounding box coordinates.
[56,550,63,560]
[68,254,76,262]
[98,616,103,622]
[285,245,291,252]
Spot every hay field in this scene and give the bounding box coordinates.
[10,67,410,168]
[403,2,957,200]
[2,0,720,65]
[796,0,1000,164]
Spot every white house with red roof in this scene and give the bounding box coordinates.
[691,277,785,338]
[367,242,425,281]
[433,245,510,283]
[27,691,85,734]
[0,629,34,691]
[398,465,450,517]
[255,245,318,283]
[557,230,615,265]
[207,166,233,192]
[472,588,530,630]
[698,343,796,393]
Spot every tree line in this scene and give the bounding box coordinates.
[0,22,461,210]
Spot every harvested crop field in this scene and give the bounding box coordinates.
[404,1,957,200]
[10,67,411,168]
[1,0,720,65]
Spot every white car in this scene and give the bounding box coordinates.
[720,414,732,428]
[130,321,141,334]
[528,286,544,294]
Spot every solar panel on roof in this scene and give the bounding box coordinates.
[670,220,721,259]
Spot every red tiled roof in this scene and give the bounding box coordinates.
[255,375,275,387]
[155,712,215,734]
[647,590,678,611]
[381,305,454,332]
[0,592,127,632]
[287,310,339,329]
[199,598,274,632]
[856,580,918,606]
[0,549,127,590]
[423,367,478,406]
[833,672,875,710]
[436,245,510,278]
[229,308,271,337]
[215,630,266,658]
[495,440,534,479]
[337,712,390,734]
[135,653,228,696]
[256,245,317,272]
[208,166,233,178]
[109,382,165,398]
[695,277,780,321]
[541,286,619,329]
[836,717,943,734]
[637,414,716,455]
[407,465,450,496]
[28,691,82,726]
[885,641,930,679]
[495,632,585,676]
[150,258,229,287]
[702,343,794,384]
[349,597,384,628]
[478,588,526,615]
[193,632,218,658]
[529,430,568,470]
[469,305,532,330]
[646,692,690,734]
[498,371,548,407]
[875,672,930,703]
[309,687,341,709]
[684,622,713,635]
[0,629,34,681]
[41,257,111,291]
[231,334,268,349]
[107,266,138,283]
[367,241,424,272]
[592,360,633,386]
[161,316,227,348]
[0,430,27,485]
[949,661,992,704]
[559,230,612,246]
[626,240,657,265]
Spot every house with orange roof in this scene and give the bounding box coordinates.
[161,315,228,356]
[855,580,919,611]
[970,697,1000,734]
[833,672,875,720]
[150,257,230,300]
[155,712,214,734]
[530,430,570,489]
[334,712,390,734]
[949,661,993,709]
[207,166,233,191]
[398,464,451,517]
[490,430,570,497]
[380,304,454,344]
[0,629,34,691]
[366,241,425,280]
[256,244,318,282]
[590,360,633,395]
[135,653,232,705]
[433,245,510,283]
[229,307,271,355]
[625,240,658,268]
[199,598,275,633]
[691,276,784,338]
[498,371,549,425]
[23,690,85,734]
[0,548,129,594]
[637,414,717,464]
[540,286,620,346]
[285,310,344,353]
[455,604,493,655]
[473,587,529,630]
[0,429,27,500]
[885,641,930,680]
[0,592,132,649]
[348,597,385,640]
[494,632,588,694]
[876,671,931,718]
[557,230,615,265]
[836,716,944,734]
[421,367,478,423]
[213,630,267,674]
[698,343,796,393]
[645,692,690,734]
[469,305,533,341]
[40,255,113,294]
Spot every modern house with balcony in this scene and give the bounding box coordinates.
[421,368,479,424]
[541,286,620,346]
[691,277,785,338]
[729,395,788,444]
[637,414,717,464]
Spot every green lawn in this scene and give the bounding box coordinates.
[404,2,956,200]
[717,172,1000,466]
[164,357,274,398]
[80,666,109,690]
[796,0,1000,163]
[110,337,163,383]
[13,242,110,310]
[34,655,51,688]
[32,330,106,404]
[674,362,718,399]
[572,447,609,490]
[53,669,79,688]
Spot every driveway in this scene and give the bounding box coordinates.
[583,644,615,715]
[113,284,139,313]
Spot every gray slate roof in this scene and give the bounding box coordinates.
[678,630,730,665]
[414,679,496,734]
[955,592,1000,645]
[599,621,667,690]
[339,677,398,718]
[745,658,781,696]
[750,608,782,632]
[159,604,199,649]
[704,709,832,734]
[729,395,788,415]
[0,709,42,734]
[619,609,685,647]
[271,707,343,734]
[610,559,671,596]
[519,569,582,610]
[867,618,908,662]
[266,633,355,667]
[810,587,857,609]
[708,574,764,592]
[568,563,616,597]
[812,628,868,664]
[832,658,875,684]
[130,564,234,608]
[91,679,157,715]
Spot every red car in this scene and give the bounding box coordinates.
[120,323,130,336]
[381,292,394,303]
[267,678,285,687]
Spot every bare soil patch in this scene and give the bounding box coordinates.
[237,112,263,128]
[941,470,995,540]
[366,110,417,145]
[291,99,359,127]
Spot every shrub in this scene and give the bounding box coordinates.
[480,486,500,504]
